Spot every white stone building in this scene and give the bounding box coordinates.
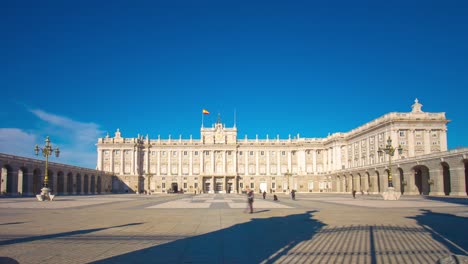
[97,99,458,195]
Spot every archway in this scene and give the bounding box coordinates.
[57,171,65,194]
[413,165,430,195]
[171,182,178,193]
[2,165,15,195]
[441,162,451,196]
[91,175,96,194]
[20,167,29,195]
[76,174,82,194]
[33,168,42,194]
[97,176,102,194]
[84,174,89,194]
[67,172,73,193]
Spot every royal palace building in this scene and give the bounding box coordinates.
[97,99,468,196]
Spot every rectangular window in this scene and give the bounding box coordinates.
[205,151,209,155]
[115,150,120,154]
[239,182,243,189]
[239,151,243,156]
[194,183,198,189]
[250,151,254,156]
[104,151,109,155]
[399,131,406,137]
[183,151,187,156]
[183,182,187,189]
[162,151,166,156]
[250,183,254,189]
[432,133,438,138]
[282,151,286,156]
[173,151,177,157]
[194,151,198,156]
[227,151,231,155]
[416,141,422,145]
[272,151,275,156]
[271,182,276,189]
[162,183,165,189]
[261,151,264,155]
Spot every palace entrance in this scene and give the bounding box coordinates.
[171,183,178,193]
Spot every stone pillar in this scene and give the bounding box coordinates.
[287,151,292,172]
[146,148,151,174]
[52,174,58,194]
[157,151,161,175]
[266,150,270,176]
[63,174,68,195]
[199,151,203,174]
[424,130,431,154]
[440,129,448,152]
[189,151,193,176]
[179,150,182,176]
[244,151,248,176]
[17,170,23,195]
[449,166,467,196]
[80,176,84,194]
[255,151,259,175]
[429,168,445,195]
[312,149,317,174]
[408,129,415,157]
[110,150,114,173]
[131,149,135,174]
[276,151,280,176]
[97,150,103,171]
[404,170,419,195]
[120,150,124,175]
[168,149,172,175]
[211,151,215,174]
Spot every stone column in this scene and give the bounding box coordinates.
[168,149,172,175]
[277,151,281,176]
[200,151,204,174]
[449,166,467,196]
[63,174,68,195]
[244,151,248,176]
[80,176,84,194]
[440,129,448,151]
[157,151,161,175]
[211,151,215,174]
[287,151,292,172]
[97,150,103,171]
[131,149,135,174]
[404,170,419,195]
[266,150,270,176]
[222,151,226,174]
[179,150,182,176]
[17,170,23,195]
[428,168,444,195]
[146,148,151,174]
[189,151,193,176]
[408,130,415,157]
[120,150,124,175]
[312,149,317,174]
[424,130,431,154]
[256,151,259,175]
[110,150,114,173]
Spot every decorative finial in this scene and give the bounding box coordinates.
[411,98,423,113]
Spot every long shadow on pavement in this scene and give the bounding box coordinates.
[93,210,325,264]
[0,223,143,246]
[409,209,468,255]
[423,196,468,206]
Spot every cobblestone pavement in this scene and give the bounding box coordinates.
[0,193,467,264]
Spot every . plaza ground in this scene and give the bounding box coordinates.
[0,193,467,263]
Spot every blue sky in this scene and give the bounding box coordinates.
[1,1,467,169]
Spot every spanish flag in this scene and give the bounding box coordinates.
[202,109,210,115]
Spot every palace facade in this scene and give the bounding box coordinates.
[97,99,467,196]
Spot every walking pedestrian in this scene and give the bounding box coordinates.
[291,189,296,200]
[245,188,254,213]
[352,190,356,199]
[262,191,266,199]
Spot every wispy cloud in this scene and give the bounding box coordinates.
[0,108,105,169]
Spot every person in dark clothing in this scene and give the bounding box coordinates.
[273,194,278,201]
[352,190,356,199]
[291,190,296,200]
[246,188,254,213]
[262,191,266,199]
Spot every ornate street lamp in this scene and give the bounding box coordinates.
[34,136,60,201]
[378,137,403,187]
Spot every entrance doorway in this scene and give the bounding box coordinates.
[227,183,233,193]
[260,182,267,193]
[171,183,178,193]
[204,182,211,193]
[215,182,223,193]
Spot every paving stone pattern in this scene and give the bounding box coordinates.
[0,193,466,263]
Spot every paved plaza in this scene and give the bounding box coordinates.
[0,193,467,264]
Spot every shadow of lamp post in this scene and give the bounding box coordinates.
[378,136,403,200]
[34,136,60,201]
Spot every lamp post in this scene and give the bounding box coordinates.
[34,136,60,201]
[284,170,292,193]
[378,136,403,200]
